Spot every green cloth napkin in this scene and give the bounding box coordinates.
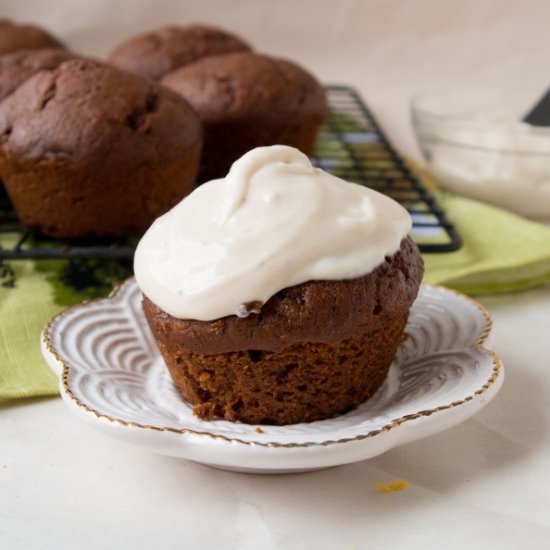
[0,256,61,400]
[423,193,550,294]
[0,252,132,401]
[1,192,550,401]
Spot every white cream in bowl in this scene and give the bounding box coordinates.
[412,91,550,220]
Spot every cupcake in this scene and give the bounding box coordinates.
[108,24,251,81]
[135,146,423,425]
[161,51,328,181]
[0,19,64,55]
[0,59,202,239]
[0,48,76,102]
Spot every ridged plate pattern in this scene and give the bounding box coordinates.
[42,278,504,473]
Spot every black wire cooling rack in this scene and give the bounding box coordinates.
[313,86,461,253]
[0,85,461,261]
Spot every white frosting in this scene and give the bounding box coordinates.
[134,146,411,320]
[418,110,550,219]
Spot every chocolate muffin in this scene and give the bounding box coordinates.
[108,24,251,80]
[0,59,202,238]
[161,52,327,181]
[143,237,423,425]
[0,48,76,102]
[0,19,64,55]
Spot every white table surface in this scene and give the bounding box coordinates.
[2,1,550,548]
[2,287,550,549]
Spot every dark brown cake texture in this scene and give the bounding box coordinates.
[0,19,65,55]
[0,58,202,239]
[0,48,76,102]
[161,51,328,181]
[108,24,251,81]
[143,237,424,425]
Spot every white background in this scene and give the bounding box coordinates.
[1,1,550,548]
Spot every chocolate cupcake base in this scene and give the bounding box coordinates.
[161,51,327,181]
[142,237,424,425]
[0,59,203,239]
[153,315,406,425]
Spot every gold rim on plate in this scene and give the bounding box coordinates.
[42,278,503,448]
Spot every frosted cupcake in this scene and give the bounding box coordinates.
[135,146,423,425]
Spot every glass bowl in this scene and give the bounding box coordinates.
[411,90,550,220]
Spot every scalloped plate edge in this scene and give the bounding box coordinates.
[40,279,504,473]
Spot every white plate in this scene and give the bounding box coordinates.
[41,278,504,474]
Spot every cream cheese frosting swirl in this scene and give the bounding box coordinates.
[134,145,412,320]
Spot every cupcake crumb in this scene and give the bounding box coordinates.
[376,480,409,493]
[255,427,264,434]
